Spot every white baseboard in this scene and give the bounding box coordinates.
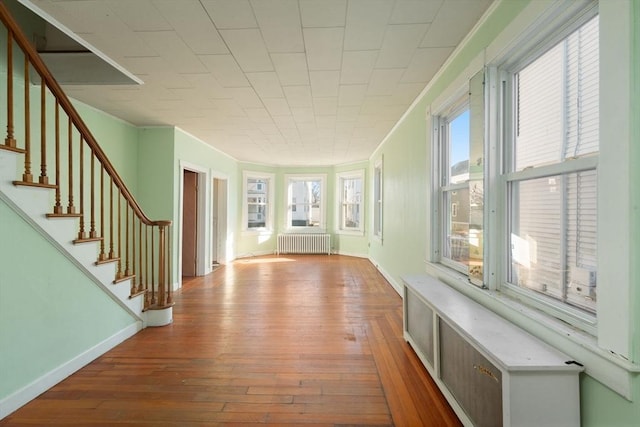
[334,250,368,258]
[0,322,141,420]
[368,256,403,296]
[235,250,274,259]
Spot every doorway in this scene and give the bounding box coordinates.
[182,170,198,277]
[211,177,228,266]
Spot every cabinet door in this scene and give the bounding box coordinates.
[406,288,435,366]
[439,319,503,427]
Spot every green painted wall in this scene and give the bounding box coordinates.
[236,162,369,258]
[368,1,640,425]
[0,199,137,400]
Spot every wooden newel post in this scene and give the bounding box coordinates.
[156,221,172,306]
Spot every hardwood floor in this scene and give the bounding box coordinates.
[1,255,461,426]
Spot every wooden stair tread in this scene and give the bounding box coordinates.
[114,274,135,284]
[13,180,57,189]
[95,257,119,265]
[0,144,26,154]
[73,237,103,244]
[46,212,82,218]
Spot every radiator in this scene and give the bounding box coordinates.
[276,233,330,255]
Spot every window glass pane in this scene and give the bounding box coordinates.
[374,164,382,236]
[508,171,597,312]
[247,204,266,228]
[290,179,321,227]
[515,16,599,171]
[448,110,470,184]
[444,187,469,264]
[246,176,268,229]
[341,176,362,230]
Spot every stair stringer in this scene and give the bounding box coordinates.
[0,149,170,327]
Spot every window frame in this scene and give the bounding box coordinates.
[429,4,600,332]
[242,171,275,233]
[496,9,600,331]
[434,99,471,275]
[373,158,383,242]
[336,169,365,235]
[284,173,327,232]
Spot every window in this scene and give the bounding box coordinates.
[286,174,326,230]
[430,7,598,323]
[243,171,274,231]
[437,106,471,273]
[373,158,383,240]
[505,15,599,314]
[336,170,364,234]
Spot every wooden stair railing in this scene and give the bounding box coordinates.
[0,2,173,313]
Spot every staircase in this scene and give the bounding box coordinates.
[0,2,174,325]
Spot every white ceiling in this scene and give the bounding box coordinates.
[22,0,492,166]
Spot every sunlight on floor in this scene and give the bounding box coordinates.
[237,257,295,264]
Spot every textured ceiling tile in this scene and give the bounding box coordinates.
[251,0,304,52]
[200,0,257,29]
[367,69,405,95]
[137,31,207,73]
[340,51,378,84]
[338,84,367,106]
[262,97,292,116]
[420,0,492,47]
[344,0,394,51]
[152,0,228,55]
[390,0,443,24]
[227,87,264,109]
[401,47,453,83]
[246,72,284,98]
[271,53,309,86]
[283,85,313,108]
[375,24,429,69]
[309,70,340,97]
[199,54,250,87]
[299,0,347,27]
[304,28,344,71]
[109,0,171,31]
[220,29,273,72]
[313,97,338,116]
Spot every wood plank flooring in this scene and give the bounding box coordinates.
[1,255,461,426]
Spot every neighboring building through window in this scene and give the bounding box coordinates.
[243,171,274,231]
[337,170,364,234]
[286,174,326,230]
[436,106,470,273]
[430,8,599,327]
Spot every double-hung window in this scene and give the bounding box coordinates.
[503,14,599,315]
[437,105,471,274]
[373,158,383,240]
[337,170,364,234]
[286,174,326,230]
[243,171,274,231]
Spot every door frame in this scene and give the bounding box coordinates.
[178,161,209,285]
[211,175,229,265]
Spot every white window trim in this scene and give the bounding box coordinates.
[242,171,274,234]
[432,98,471,276]
[284,173,327,232]
[335,169,365,235]
[425,0,640,399]
[372,157,383,242]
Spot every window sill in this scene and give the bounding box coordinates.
[423,260,640,400]
[335,229,365,237]
[284,228,327,234]
[241,229,273,237]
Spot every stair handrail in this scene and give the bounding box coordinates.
[0,1,168,228]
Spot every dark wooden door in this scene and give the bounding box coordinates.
[182,170,197,277]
